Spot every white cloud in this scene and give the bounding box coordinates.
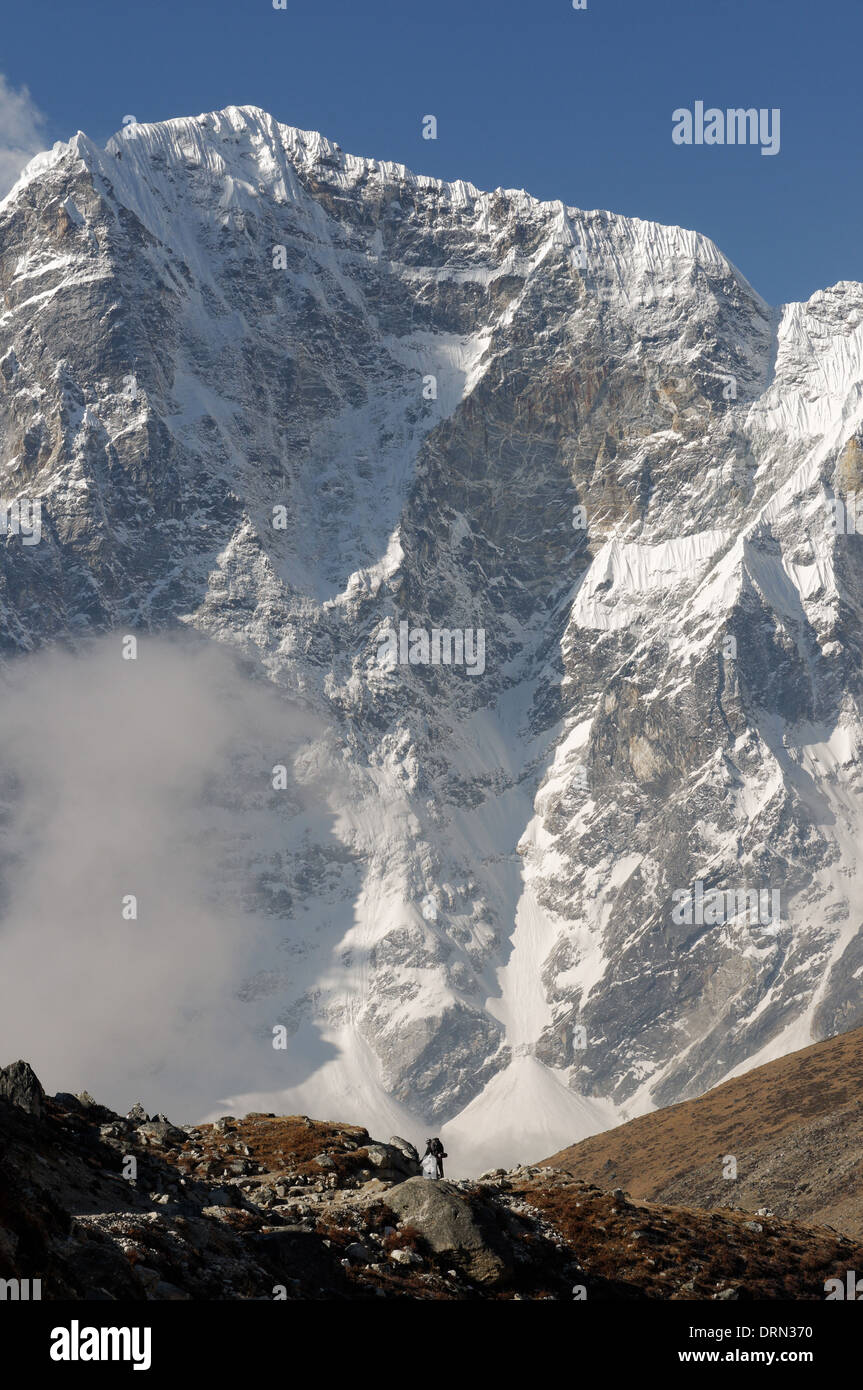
[0,636,329,1120]
[0,73,48,199]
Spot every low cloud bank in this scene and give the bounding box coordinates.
[0,634,323,1119]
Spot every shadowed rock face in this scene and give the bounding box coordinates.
[2,106,863,1151]
[0,1060,45,1117]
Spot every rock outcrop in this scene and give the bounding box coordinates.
[1,1062,861,1301]
[0,1059,45,1117]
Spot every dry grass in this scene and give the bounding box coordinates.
[185,1114,373,1180]
[514,1174,863,1299]
[547,1024,863,1204]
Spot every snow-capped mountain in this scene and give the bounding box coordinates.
[2,105,863,1171]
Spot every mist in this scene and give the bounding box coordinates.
[0,633,325,1120]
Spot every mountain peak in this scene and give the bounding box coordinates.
[1,102,863,1169]
[4,103,754,303]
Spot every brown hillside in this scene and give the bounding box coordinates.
[546,1025,863,1236]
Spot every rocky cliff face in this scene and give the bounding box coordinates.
[2,106,863,1166]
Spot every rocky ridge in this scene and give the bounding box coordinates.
[1,1061,860,1301]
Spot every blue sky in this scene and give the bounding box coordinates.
[1,0,859,305]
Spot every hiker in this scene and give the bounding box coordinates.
[420,1139,438,1179]
[430,1136,446,1179]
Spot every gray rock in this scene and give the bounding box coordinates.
[390,1247,422,1266]
[364,1142,420,1182]
[53,1093,82,1112]
[206,1187,240,1207]
[138,1119,186,1146]
[0,1060,46,1117]
[382,1177,511,1284]
[389,1136,420,1164]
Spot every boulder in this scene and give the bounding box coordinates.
[0,1060,45,1117]
[205,1186,241,1208]
[389,1135,420,1164]
[53,1092,84,1112]
[382,1177,512,1284]
[364,1142,420,1182]
[139,1119,186,1146]
[56,1088,116,1122]
[390,1247,422,1266]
